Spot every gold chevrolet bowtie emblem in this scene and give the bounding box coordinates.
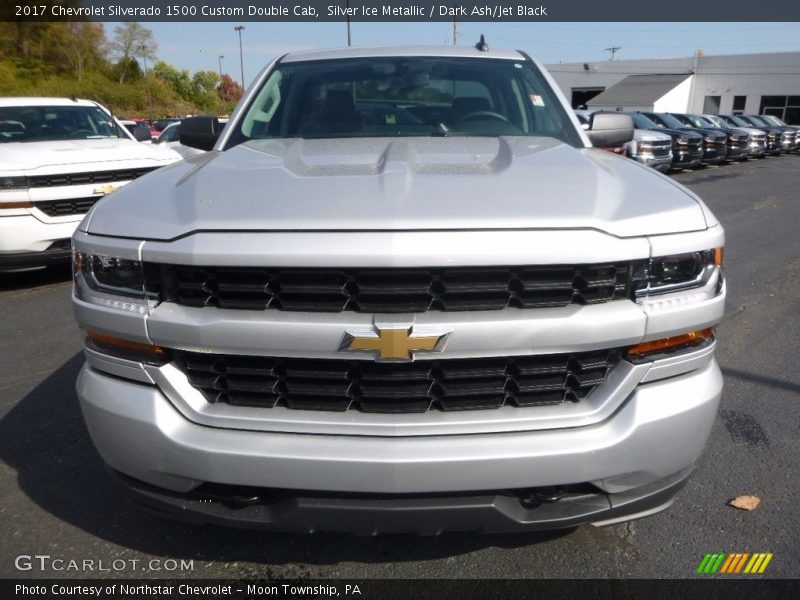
[93,184,118,195]
[342,327,448,361]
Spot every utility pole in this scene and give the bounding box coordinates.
[604,46,621,61]
[346,0,351,46]
[234,25,245,88]
[218,55,224,79]
[452,13,458,45]
[141,43,152,119]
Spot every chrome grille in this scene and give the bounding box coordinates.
[174,349,622,413]
[649,141,671,157]
[149,263,633,312]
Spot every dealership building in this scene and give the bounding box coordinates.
[546,51,800,124]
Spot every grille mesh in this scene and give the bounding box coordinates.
[174,349,621,414]
[151,264,632,313]
[26,167,156,188]
[34,197,100,217]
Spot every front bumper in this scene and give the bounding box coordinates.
[724,145,749,160]
[78,354,723,532]
[634,153,672,172]
[701,146,727,165]
[0,214,80,270]
[748,143,767,157]
[112,465,694,535]
[672,149,703,169]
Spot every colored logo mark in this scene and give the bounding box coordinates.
[696,552,773,574]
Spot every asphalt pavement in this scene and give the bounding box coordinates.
[1,154,798,580]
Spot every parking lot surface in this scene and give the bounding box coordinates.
[1,155,798,579]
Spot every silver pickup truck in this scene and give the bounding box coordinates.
[72,45,725,534]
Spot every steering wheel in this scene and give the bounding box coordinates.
[459,111,510,124]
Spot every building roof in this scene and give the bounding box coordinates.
[587,74,691,107]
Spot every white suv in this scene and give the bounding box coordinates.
[0,98,180,271]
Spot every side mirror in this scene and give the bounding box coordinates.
[586,113,634,147]
[132,128,151,142]
[179,116,223,151]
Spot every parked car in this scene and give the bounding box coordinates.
[642,112,727,165]
[731,115,783,155]
[576,110,671,171]
[741,115,795,153]
[152,121,205,159]
[757,114,800,151]
[704,114,767,158]
[73,45,725,534]
[152,117,181,133]
[130,118,159,140]
[626,112,703,170]
[0,97,181,271]
[670,114,749,161]
[119,119,152,142]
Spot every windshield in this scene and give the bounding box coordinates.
[762,115,786,126]
[724,115,749,127]
[652,113,686,129]
[744,115,768,127]
[683,114,712,128]
[156,123,180,143]
[0,105,124,143]
[227,56,582,146]
[705,115,726,128]
[626,113,659,129]
[694,116,718,128]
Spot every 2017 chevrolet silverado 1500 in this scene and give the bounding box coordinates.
[73,45,725,534]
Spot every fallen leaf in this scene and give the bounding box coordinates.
[729,495,761,511]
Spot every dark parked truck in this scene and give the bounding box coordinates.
[642,112,728,165]
[670,114,750,161]
[72,46,726,534]
[625,112,703,171]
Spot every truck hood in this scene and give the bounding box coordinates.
[82,136,709,239]
[633,129,672,142]
[1,138,180,174]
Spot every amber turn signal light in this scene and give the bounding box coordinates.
[713,247,723,267]
[627,328,715,359]
[86,331,169,364]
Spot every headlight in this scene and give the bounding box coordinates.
[0,176,31,208]
[633,248,723,303]
[703,135,715,143]
[0,176,28,190]
[73,251,157,313]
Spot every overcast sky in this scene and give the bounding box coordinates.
[110,21,800,86]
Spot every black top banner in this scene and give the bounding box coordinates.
[4,0,800,22]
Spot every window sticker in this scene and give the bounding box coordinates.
[530,94,545,107]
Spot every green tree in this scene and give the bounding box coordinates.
[152,60,193,101]
[112,22,157,84]
[60,22,108,83]
[191,70,221,111]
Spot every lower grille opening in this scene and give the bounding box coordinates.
[190,482,602,509]
[173,349,621,414]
